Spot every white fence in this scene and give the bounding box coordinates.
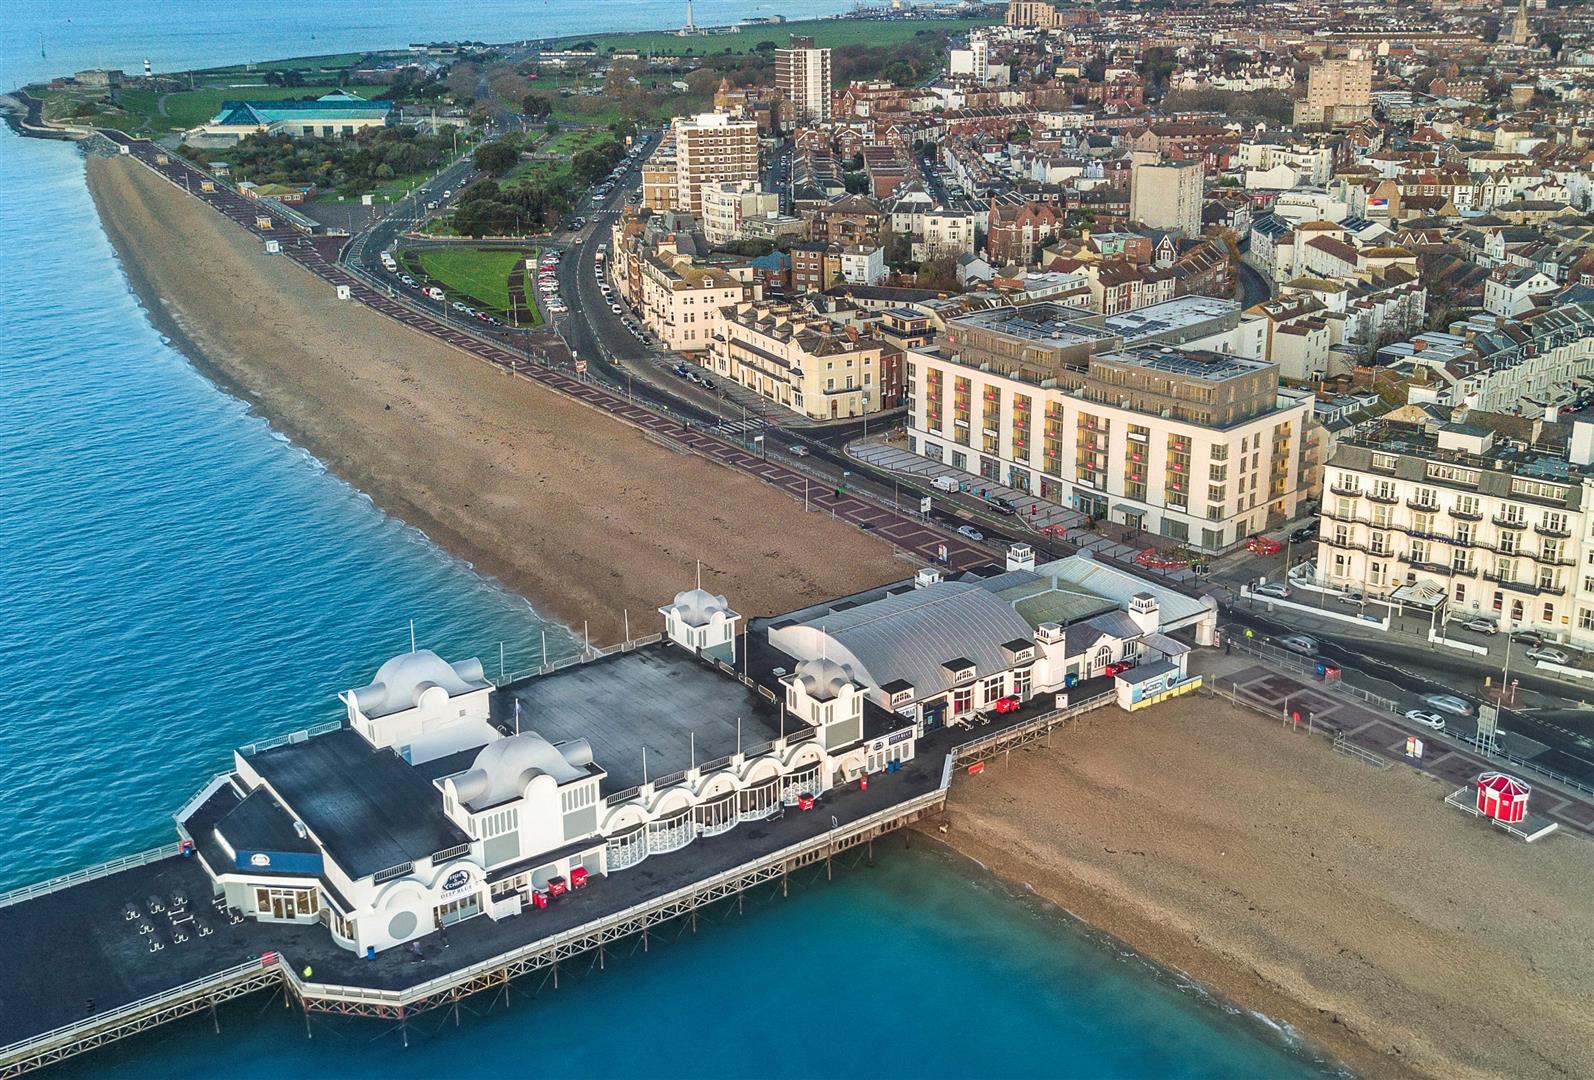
[1240,585,1391,630]
[0,844,182,909]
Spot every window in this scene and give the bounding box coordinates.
[1454,582,1466,602]
[980,675,1005,704]
[952,686,973,714]
[1013,669,1031,700]
[1580,608,1594,632]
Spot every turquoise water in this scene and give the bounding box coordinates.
[3,5,1339,1076]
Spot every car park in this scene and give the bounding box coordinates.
[956,525,984,541]
[1254,581,1290,599]
[1278,634,1319,655]
[1459,617,1498,634]
[1421,694,1475,717]
[1404,710,1446,731]
[1526,646,1570,664]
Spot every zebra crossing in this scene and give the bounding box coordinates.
[715,417,767,438]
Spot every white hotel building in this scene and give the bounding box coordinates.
[1318,415,1594,643]
[906,299,1316,551]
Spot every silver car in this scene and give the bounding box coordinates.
[1525,646,1570,665]
[1421,694,1475,717]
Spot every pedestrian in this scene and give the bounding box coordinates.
[302,964,313,979]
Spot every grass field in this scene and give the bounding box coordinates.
[160,83,388,130]
[411,247,541,324]
[30,81,388,135]
[551,15,990,56]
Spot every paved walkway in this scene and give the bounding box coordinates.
[1209,660,1594,839]
[847,438,1205,588]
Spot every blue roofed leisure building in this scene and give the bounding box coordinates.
[187,91,393,145]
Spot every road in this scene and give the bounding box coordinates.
[1236,249,1271,309]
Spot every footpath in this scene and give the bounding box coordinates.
[1199,649,1594,836]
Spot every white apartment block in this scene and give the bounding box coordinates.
[610,232,757,354]
[912,209,981,261]
[701,181,781,246]
[672,112,760,217]
[906,301,1315,551]
[1294,55,1373,126]
[1129,160,1203,238]
[1236,141,1335,188]
[1318,418,1594,646]
[775,38,832,124]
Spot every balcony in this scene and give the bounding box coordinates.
[1366,490,1399,505]
[1406,498,1439,512]
[1483,573,1561,596]
[1493,515,1527,529]
[1535,522,1572,539]
[1448,506,1483,522]
[1408,560,1453,576]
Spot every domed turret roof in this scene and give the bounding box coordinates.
[795,656,854,701]
[670,587,732,628]
[450,731,594,810]
[351,650,489,719]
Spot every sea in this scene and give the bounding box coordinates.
[3,4,1341,1077]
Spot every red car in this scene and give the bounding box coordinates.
[1106,660,1135,676]
[1245,535,1282,556]
[993,696,1022,714]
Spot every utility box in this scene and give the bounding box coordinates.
[336,284,351,301]
[264,239,281,255]
[255,216,272,231]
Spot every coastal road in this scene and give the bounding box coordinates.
[101,132,993,574]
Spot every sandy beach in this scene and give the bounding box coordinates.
[936,664,1594,1080]
[84,154,910,643]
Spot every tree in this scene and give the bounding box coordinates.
[521,93,552,119]
[473,140,519,176]
[755,40,777,52]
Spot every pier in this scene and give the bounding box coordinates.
[0,686,1120,1077]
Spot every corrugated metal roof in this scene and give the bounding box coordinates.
[769,581,1034,701]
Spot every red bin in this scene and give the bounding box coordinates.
[530,890,548,910]
[547,876,568,898]
[570,866,589,890]
[859,773,869,791]
[797,793,816,811]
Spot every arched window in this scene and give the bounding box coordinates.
[1093,645,1112,673]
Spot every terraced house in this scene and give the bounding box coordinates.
[707,300,898,420]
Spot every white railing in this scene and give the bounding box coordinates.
[947,692,1116,763]
[172,771,236,828]
[238,719,343,757]
[0,844,183,909]
[0,956,279,1061]
[282,786,948,1007]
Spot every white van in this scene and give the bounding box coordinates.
[932,476,960,493]
[425,287,445,302]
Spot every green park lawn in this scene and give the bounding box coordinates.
[412,247,541,324]
[552,15,989,56]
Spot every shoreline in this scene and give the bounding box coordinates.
[81,151,912,645]
[928,675,1594,1080]
[906,834,1350,1077]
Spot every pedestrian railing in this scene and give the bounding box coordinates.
[0,843,183,909]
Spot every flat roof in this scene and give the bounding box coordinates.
[246,728,471,880]
[494,642,786,793]
[950,303,1118,350]
[1097,344,1270,383]
[1102,295,1240,345]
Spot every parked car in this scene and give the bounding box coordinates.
[1338,589,1365,606]
[1459,617,1498,635]
[956,525,985,541]
[1278,634,1319,655]
[1526,646,1570,665]
[1404,709,1447,731]
[1289,523,1319,543]
[788,445,809,458]
[672,364,690,377]
[1509,630,1545,647]
[1421,693,1475,717]
[701,378,716,391]
[1246,535,1283,555]
[1254,582,1291,599]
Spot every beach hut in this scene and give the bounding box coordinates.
[1475,773,1530,824]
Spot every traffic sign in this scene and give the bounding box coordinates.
[920,496,932,515]
[575,359,588,374]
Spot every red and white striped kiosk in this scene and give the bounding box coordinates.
[1475,772,1530,825]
